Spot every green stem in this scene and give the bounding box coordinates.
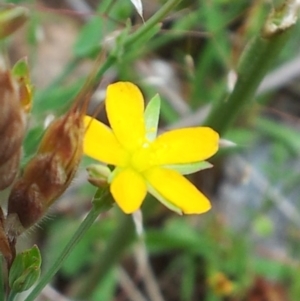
[24,189,112,301]
[125,0,182,46]
[77,197,157,298]
[204,20,294,135]
[94,0,182,83]
[94,53,117,83]
[7,290,16,301]
[34,0,182,114]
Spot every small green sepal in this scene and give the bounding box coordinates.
[92,187,115,212]
[144,94,161,141]
[164,161,213,175]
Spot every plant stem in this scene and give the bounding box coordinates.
[24,188,112,301]
[77,196,157,298]
[94,0,182,83]
[125,0,182,46]
[7,290,17,301]
[204,4,296,135]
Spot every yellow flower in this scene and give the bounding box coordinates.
[84,82,219,214]
[208,272,234,296]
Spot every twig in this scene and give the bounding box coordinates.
[131,211,165,301]
[117,267,148,301]
[134,238,166,301]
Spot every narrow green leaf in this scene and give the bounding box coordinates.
[92,269,117,301]
[73,17,103,58]
[180,256,196,301]
[9,245,41,293]
[12,58,29,78]
[256,117,300,156]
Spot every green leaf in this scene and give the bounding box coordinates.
[9,245,41,292]
[73,17,103,58]
[33,79,84,115]
[146,219,214,258]
[224,128,257,148]
[144,93,161,141]
[163,161,213,175]
[12,57,29,78]
[253,257,290,280]
[12,57,33,113]
[180,255,196,301]
[122,24,161,61]
[91,269,117,301]
[73,0,132,59]
[256,117,300,156]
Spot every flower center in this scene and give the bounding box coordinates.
[129,141,154,172]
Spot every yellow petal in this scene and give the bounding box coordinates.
[105,82,146,151]
[111,168,147,214]
[84,116,128,166]
[151,127,219,165]
[145,167,211,214]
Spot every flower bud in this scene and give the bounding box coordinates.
[6,108,85,237]
[0,70,26,190]
[86,164,111,188]
[0,4,29,39]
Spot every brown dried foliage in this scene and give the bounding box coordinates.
[0,70,26,190]
[6,105,86,238]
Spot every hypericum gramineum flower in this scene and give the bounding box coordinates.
[84,82,219,214]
